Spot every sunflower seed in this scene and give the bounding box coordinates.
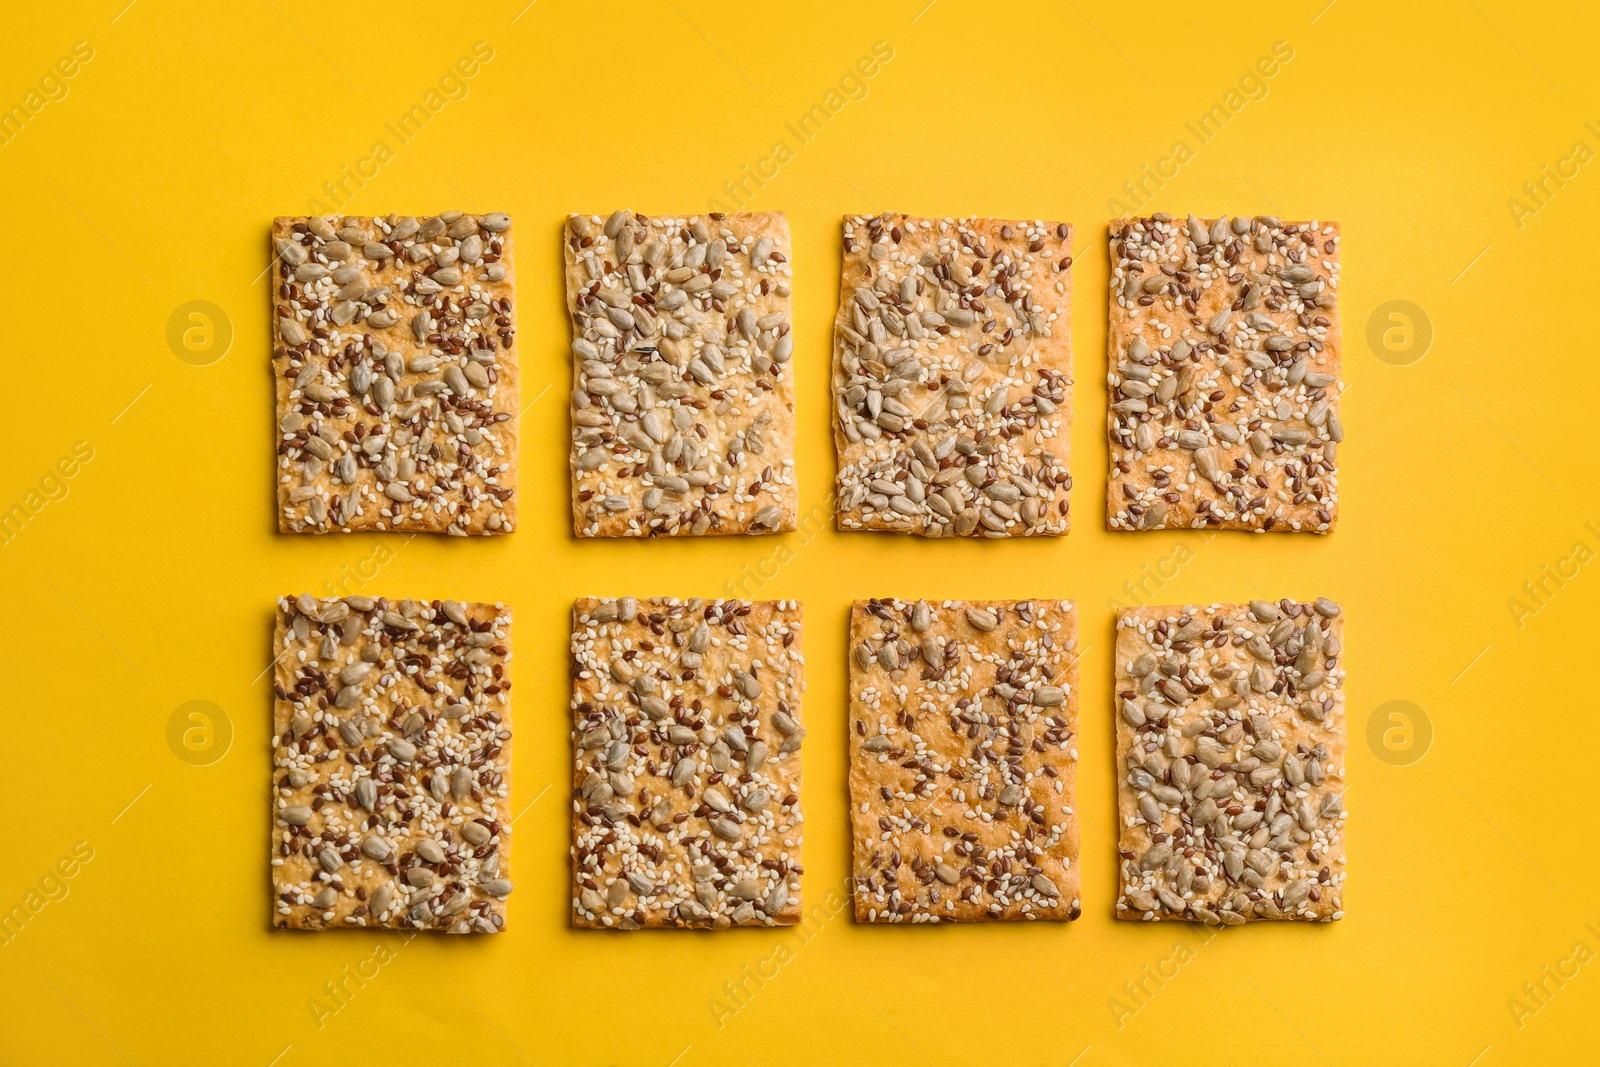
[965,607,998,631]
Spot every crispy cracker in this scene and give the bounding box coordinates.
[1106,214,1341,533]
[1113,599,1346,923]
[272,213,518,535]
[271,594,513,932]
[848,599,1080,922]
[565,212,797,537]
[570,597,804,928]
[832,214,1073,536]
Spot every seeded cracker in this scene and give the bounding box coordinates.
[1106,214,1341,533]
[1114,600,1346,924]
[272,213,518,535]
[570,598,804,929]
[848,599,1080,922]
[271,595,513,932]
[832,215,1073,536]
[565,212,797,537]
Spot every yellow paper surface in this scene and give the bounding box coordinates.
[1,2,1594,1063]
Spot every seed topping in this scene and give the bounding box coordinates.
[271,595,513,932]
[1106,214,1341,533]
[832,215,1074,537]
[1113,600,1346,923]
[847,598,1081,922]
[272,214,518,536]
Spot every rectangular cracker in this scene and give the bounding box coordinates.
[564,212,797,537]
[1113,599,1347,924]
[272,213,519,535]
[570,597,805,929]
[1106,214,1342,533]
[848,599,1080,922]
[832,214,1074,536]
[271,595,513,932]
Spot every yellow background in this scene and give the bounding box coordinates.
[2,0,1595,1063]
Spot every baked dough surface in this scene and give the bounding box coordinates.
[1106,214,1341,533]
[1113,599,1346,923]
[832,215,1073,536]
[271,595,513,932]
[272,213,519,535]
[569,597,804,929]
[848,599,1080,922]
